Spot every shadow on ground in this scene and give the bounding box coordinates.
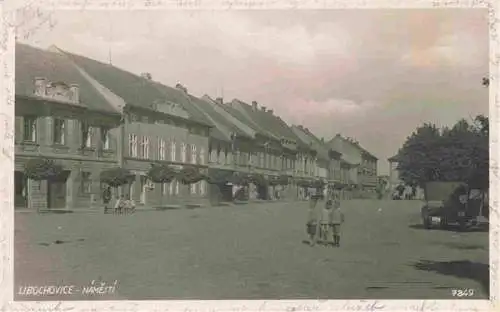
[411,260,489,296]
[409,224,489,233]
[431,241,487,251]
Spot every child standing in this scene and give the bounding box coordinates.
[306,196,319,246]
[330,198,344,247]
[320,200,333,245]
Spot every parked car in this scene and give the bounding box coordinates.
[420,181,488,231]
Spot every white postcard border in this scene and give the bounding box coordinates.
[0,0,498,311]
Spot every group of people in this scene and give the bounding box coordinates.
[306,188,345,247]
[102,187,136,215]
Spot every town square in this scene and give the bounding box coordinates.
[15,200,488,300]
[11,8,490,301]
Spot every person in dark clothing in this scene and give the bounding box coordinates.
[102,186,112,214]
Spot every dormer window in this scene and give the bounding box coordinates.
[34,78,80,104]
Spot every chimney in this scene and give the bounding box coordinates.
[261,106,267,112]
[34,77,47,96]
[69,84,79,103]
[141,72,152,80]
[320,137,324,143]
[175,83,187,94]
[252,101,258,111]
[268,109,273,115]
[298,125,303,130]
[215,97,223,105]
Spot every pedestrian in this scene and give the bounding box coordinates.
[102,186,111,214]
[320,199,334,245]
[330,197,345,247]
[124,197,136,215]
[114,195,125,215]
[306,194,319,246]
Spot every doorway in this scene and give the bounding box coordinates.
[47,170,70,209]
[14,171,27,209]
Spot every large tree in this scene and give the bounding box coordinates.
[396,116,488,190]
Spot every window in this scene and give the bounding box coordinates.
[225,149,231,165]
[181,143,187,163]
[80,172,92,194]
[190,183,197,195]
[161,182,167,195]
[140,136,150,159]
[175,180,180,195]
[23,116,37,142]
[259,152,264,167]
[191,144,197,164]
[81,122,93,148]
[200,148,205,165]
[171,140,177,161]
[158,138,166,161]
[129,134,138,157]
[101,127,110,150]
[218,148,223,164]
[53,118,65,145]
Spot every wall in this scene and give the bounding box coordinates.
[122,113,210,207]
[15,99,120,210]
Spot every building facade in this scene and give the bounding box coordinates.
[358,150,378,198]
[15,44,121,210]
[59,48,213,208]
[388,155,402,193]
[226,99,318,200]
[291,125,343,199]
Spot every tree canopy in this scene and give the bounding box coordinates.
[24,158,63,181]
[100,167,135,187]
[396,115,488,190]
[146,163,176,183]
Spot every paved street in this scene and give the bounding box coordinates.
[14,200,489,300]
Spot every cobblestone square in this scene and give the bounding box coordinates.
[14,200,488,300]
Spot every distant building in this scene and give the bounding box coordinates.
[290,125,342,198]
[388,154,402,193]
[328,134,378,199]
[223,99,317,200]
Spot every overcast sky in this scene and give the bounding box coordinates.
[18,9,489,174]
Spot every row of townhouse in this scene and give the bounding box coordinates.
[14,43,378,210]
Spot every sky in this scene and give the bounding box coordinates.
[17,9,489,174]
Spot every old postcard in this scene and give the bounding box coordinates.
[0,0,498,311]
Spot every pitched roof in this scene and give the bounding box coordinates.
[214,99,274,140]
[388,154,399,162]
[187,95,251,142]
[291,126,332,161]
[232,99,300,143]
[59,48,211,126]
[15,43,116,113]
[327,135,361,165]
[329,134,378,161]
